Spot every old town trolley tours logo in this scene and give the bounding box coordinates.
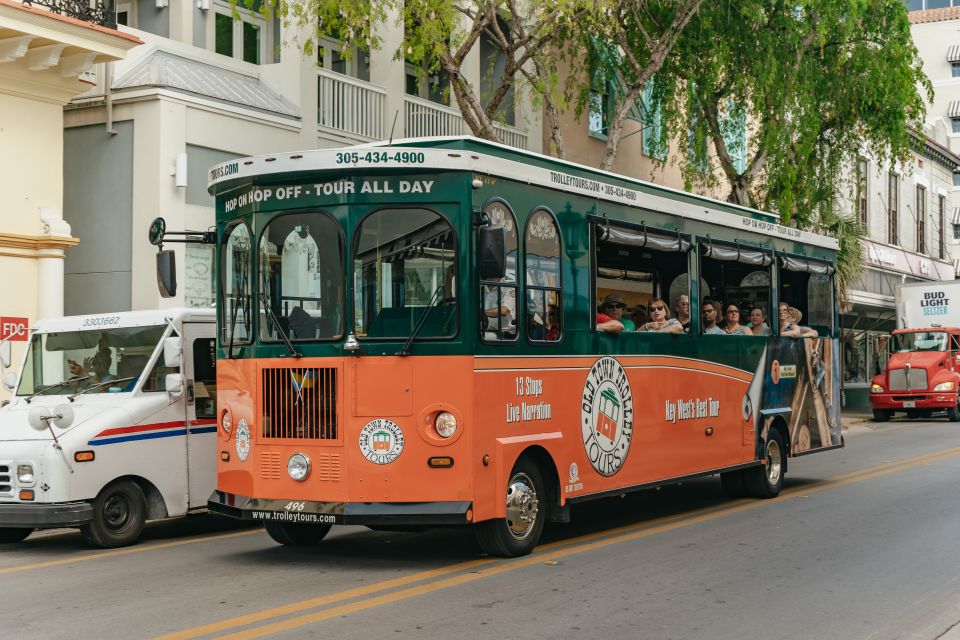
[581,356,634,476]
[359,419,405,464]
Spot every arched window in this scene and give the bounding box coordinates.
[479,198,519,343]
[220,221,252,345]
[259,212,344,341]
[524,208,562,343]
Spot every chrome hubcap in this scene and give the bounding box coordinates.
[766,439,782,486]
[505,472,539,540]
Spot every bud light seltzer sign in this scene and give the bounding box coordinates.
[920,291,949,318]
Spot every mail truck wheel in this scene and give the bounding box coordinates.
[475,457,545,558]
[0,527,32,544]
[745,429,786,499]
[81,480,146,548]
[264,521,332,546]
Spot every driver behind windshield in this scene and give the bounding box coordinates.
[68,336,115,385]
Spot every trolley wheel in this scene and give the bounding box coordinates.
[475,457,545,558]
[81,480,146,548]
[719,470,746,498]
[745,429,786,499]
[0,527,32,544]
[947,402,960,423]
[872,409,892,423]
[264,521,332,546]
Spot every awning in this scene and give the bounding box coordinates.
[948,45,960,63]
[700,240,772,266]
[591,216,691,253]
[778,253,836,275]
[950,101,960,119]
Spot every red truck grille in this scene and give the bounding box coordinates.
[888,368,928,391]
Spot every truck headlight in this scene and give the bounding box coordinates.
[287,453,310,481]
[17,464,34,484]
[934,381,955,392]
[871,384,884,393]
[435,412,458,438]
[221,408,232,435]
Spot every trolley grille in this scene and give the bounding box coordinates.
[261,367,338,440]
[889,367,928,391]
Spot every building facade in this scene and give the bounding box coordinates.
[0,0,139,396]
[62,2,551,314]
[840,129,959,409]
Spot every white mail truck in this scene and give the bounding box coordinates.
[0,309,216,547]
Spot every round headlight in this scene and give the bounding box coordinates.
[434,412,458,438]
[235,418,250,462]
[870,384,884,394]
[287,453,311,481]
[221,408,233,435]
[17,464,34,484]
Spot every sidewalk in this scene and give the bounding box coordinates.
[841,409,875,434]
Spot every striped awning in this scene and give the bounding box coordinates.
[949,45,960,63]
[950,101,960,119]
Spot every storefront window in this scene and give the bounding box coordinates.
[843,331,868,384]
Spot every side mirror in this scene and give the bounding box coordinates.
[163,336,182,368]
[156,250,177,298]
[3,371,16,391]
[478,226,507,280]
[0,341,10,369]
[165,373,184,397]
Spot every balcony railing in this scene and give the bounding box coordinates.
[403,95,528,150]
[317,69,386,141]
[21,0,117,29]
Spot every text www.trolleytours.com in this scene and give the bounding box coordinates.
[250,511,337,524]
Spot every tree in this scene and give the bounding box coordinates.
[631,0,930,295]
[583,0,703,171]
[650,0,930,225]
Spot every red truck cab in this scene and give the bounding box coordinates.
[870,328,960,422]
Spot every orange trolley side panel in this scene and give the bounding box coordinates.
[472,355,755,520]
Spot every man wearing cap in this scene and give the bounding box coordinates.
[600,294,634,331]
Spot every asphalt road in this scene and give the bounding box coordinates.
[3,417,960,640]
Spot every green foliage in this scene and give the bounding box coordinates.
[650,0,930,230]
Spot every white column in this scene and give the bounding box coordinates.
[37,207,69,319]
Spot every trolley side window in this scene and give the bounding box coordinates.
[525,207,562,343]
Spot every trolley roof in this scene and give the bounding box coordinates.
[207,136,839,251]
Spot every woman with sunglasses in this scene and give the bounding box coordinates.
[638,298,684,334]
[722,304,749,335]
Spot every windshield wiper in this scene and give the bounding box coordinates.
[24,376,88,403]
[67,376,136,401]
[260,292,301,358]
[397,286,446,357]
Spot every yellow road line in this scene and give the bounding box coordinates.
[158,446,960,640]
[0,529,262,576]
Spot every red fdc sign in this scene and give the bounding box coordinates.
[0,317,29,341]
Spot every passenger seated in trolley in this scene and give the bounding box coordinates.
[781,306,818,338]
[638,298,684,333]
[749,306,772,336]
[673,294,691,332]
[721,303,749,335]
[701,298,725,335]
[599,294,634,331]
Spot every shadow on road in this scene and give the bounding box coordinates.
[215,474,824,570]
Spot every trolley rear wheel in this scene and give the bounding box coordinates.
[745,430,786,499]
[475,457,545,558]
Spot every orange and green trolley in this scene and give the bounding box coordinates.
[193,136,841,557]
